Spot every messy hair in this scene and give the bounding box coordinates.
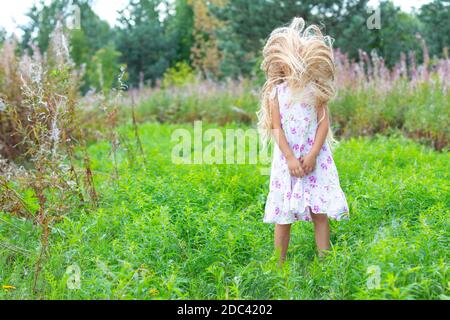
[257,17,336,145]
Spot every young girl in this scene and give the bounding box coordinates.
[258,17,349,263]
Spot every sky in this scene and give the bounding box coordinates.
[0,0,433,38]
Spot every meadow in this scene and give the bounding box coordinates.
[1,19,449,300]
[1,123,448,299]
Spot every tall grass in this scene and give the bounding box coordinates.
[114,48,449,150]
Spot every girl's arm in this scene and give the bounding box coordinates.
[301,104,329,174]
[270,92,305,178]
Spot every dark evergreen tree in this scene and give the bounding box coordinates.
[419,0,450,58]
[115,0,176,86]
[166,0,194,64]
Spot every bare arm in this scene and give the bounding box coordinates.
[310,104,329,157]
[270,91,305,178]
[301,104,329,174]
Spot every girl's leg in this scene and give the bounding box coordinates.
[311,213,330,257]
[274,224,292,264]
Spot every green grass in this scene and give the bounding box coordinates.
[1,122,449,299]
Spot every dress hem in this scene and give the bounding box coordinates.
[263,210,349,224]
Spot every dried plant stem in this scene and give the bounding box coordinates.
[83,145,98,207]
[31,173,50,294]
[131,92,147,165]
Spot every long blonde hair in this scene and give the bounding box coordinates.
[257,17,337,145]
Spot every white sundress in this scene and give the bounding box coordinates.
[263,82,349,224]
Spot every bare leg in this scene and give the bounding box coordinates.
[311,213,330,257]
[274,224,292,265]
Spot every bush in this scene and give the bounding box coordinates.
[161,61,196,89]
[86,45,124,94]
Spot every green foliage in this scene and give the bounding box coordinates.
[14,0,450,82]
[132,79,257,125]
[21,0,115,91]
[115,0,176,87]
[213,0,377,77]
[1,124,448,299]
[331,80,449,150]
[206,0,449,76]
[70,29,90,67]
[332,0,374,61]
[419,0,450,58]
[213,0,312,77]
[374,1,423,67]
[21,0,112,56]
[161,62,196,88]
[166,0,195,64]
[86,45,123,93]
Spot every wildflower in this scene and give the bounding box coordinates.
[0,99,6,112]
[149,288,159,296]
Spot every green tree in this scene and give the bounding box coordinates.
[372,1,422,67]
[21,0,112,57]
[20,0,119,92]
[70,28,90,67]
[328,0,372,61]
[86,44,123,93]
[166,0,195,64]
[419,0,450,58]
[213,0,374,77]
[115,0,176,86]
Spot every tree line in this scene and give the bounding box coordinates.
[0,0,448,92]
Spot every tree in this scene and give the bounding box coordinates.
[373,1,422,67]
[21,0,112,57]
[86,44,123,93]
[187,0,225,78]
[70,28,90,67]
[419,0,450,58]
[327,0,372,61]
[213,0,374,77]
[166,0,195,64]
[115,0,177,86]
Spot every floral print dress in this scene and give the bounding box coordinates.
[263,82,349,224]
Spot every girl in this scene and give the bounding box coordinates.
[258,17,349,263]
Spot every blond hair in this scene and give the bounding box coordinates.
[257,17,336,145]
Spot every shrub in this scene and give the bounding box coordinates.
[161,61,196,89]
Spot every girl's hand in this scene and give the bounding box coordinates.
[300,153,317,175]
[287,154,305,178]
